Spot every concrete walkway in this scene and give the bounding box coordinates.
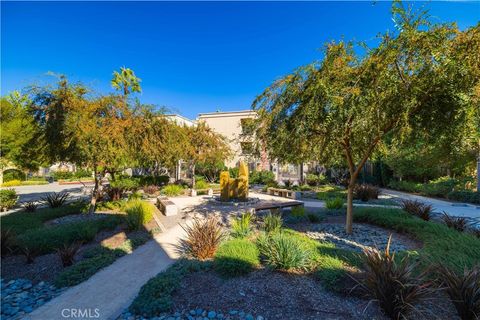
[25,223,186,320]
[381,188,480,219]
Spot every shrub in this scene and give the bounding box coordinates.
[387,180,422,193]
[194,178,209,190]
[3,169,26,182]
[447,190,480,205]
[326,197,343,210]
[214,238,260,277]
[22,201,38,212]
[231,211,253,238]
[107,178,140,200]
[355,236,433,319]
[2,179,22,187]
[143,185,159,195]
[56,242,82,267]
[283,179,292,188]
[307,213,322,223]
[257,232,312,271]
[136,175,170,187]
[422,176,457,197]
[180,217,224,260]
[316,185,346,200]
[263,213,283,233]
[42,192,70,208]
[250,170,275,185]
[354,184,380,202]
[306,173,326,186]
[436,264,480,320]
[290,206,305,218]
[0,189,18,211]
[52,171,74,180]
[161,184,184,197]
[19,244,40,264]
[125,200,154,230]
[400,199,432,221]
[1,228,16,256]
[442,212,468,232]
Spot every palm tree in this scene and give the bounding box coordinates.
[111,67,142,96]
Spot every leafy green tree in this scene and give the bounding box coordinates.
[0,92,44,183]
[252,2,479,233]
[111,67,142,96]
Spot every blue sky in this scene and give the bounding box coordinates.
[2,1,479,119]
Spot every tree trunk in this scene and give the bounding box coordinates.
[191,164,196,189]
[88,168,99,214]
[346,182,355,234]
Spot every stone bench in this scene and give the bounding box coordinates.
[267,187,301,200]
[156,197,178,216]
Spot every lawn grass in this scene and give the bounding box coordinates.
[54,233,150,288]
[353,207,480,272]
[1,202,87,234]
[214,238,260,277]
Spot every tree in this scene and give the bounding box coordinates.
[183,122,231,188]
[252,2,479,233]
[0,92,44,183]
[111,67,142,97]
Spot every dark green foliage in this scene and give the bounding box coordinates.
[447,190,480,204]
[51,170,92,181]
[326,197,344,210]
[442,212,468,232]
[250,170,275,185]
[290,206,305,219]
[257,232,312,271]
[135,175,170,187]
[56,242,82,267]
[0,202,86,234]
[307,213,322,223]
[214,238,260,277]
[0,188,18,210]
[54,235,149,288]
[161,184,184,196]
[306,173,327,186]
[263,213,283,233]
[401,199,432,221]
[129,260,211,316]
[388,180,422,193]
[42,192,70,208]
[107,178,140,200]
[16,216,123,255]
[3,169,26,182]
[180,217,224,260]
[354,208,480,272]
[353,184,380,202]
[436,264,480,320]
[19,244,41,264]
[1,228,16,256]
[125,200,154,230]
[316,185,347,200]
[22,201,38,212]
[356,237,434,319]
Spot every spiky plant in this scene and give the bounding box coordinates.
[436,264,480,320]
[442,212,468,232]
[56,242,83,267]
[263,212,283,233]
[231,211,254,238]
[22,201,38,212]
[42,192,70,208]
[401,200,433,221]
[1,228,16,256]
[354,184,380,202]
[355,235,434,319]
[19,245,40,264]
[180,217,224,260]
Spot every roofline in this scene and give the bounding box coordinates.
[163,114,196,123]
[198,110,257,118]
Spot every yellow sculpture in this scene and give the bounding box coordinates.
[220,161,249,201]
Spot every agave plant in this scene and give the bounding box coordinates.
[42,192,70,208]
[354,235,434,319]
[22,201,38,212]
[442,212,468,232]
[179,216,224,260]
[436,264,480,320]
[56,242,83,267]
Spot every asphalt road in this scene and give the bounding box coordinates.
[1,182,93,203]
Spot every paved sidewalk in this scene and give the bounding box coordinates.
[25,223,186,320]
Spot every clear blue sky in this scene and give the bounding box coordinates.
[2,1,479,119]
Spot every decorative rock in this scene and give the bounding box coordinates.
[208,311,216,318]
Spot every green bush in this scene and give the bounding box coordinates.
[447,190,480,204]
[107,178,141,200]
[387,180,422,193]
[136,175,170,187]
[0,189,18,211]
[307,213,322,223]
[16,216,123,255]
[231,211,253,238]
[194,178,209,190]
[290,206,305,219]
[250,170,275,185]
[214,238,260,277]
[326,197,344,210]
[306,173,326,186]
[257,232,312,271]
[316,185,346,200]
[3,169,26,182]
[161,184,184,196]
[125,200,154,230]
[51,171,74,180]
[263,213,283,233]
